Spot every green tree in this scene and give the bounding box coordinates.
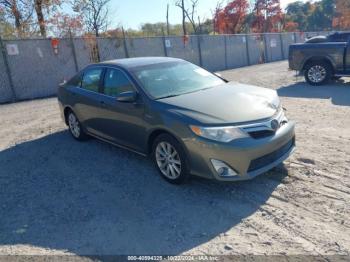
[307,0,335,31]
[286,1,309,31]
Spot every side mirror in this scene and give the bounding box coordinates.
[117,91,138,103]
[59,80,67,88]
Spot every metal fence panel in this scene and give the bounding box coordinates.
[126,37,165,57]
[226,35,249,68]
[200,35,226,71]
[97,37,127,61]
[165,36,200,65]
[73,38,93,70]
[295,32,306,43]
[5,39,76,100]
[265,34,283,62]
[0,31,335,103]
[247,34,264,65]
[0,52,13,103]
[282,33,296,59]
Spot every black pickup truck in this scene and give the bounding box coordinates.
[289,32,350,85]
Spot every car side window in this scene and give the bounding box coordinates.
[67,73,82,87]
[81,68,103,93]
[103,68,135,97]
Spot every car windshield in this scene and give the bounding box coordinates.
[131,61,225,99]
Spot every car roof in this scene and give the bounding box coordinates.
[97,57,185,69]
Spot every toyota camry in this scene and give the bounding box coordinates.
[58,57,295,184]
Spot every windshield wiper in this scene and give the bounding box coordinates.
[156,86,216,100]
[156,94,182,100]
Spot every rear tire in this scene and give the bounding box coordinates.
[67,110,88,141]
[304,61,332,86]
[152,134,190,184]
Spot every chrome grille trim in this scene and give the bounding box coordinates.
[240,109,287,134]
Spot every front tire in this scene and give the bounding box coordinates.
[304,61,332,86]
[152,134,189,184]
[67,110,88,141]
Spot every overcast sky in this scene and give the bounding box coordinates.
[107,0,311,30]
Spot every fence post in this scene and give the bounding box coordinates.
[69,31,79,72]
[263,34,269,63]
[122,28,130,58]
[197,34,203,67]
[279,33,285,60]
[162,28,168,57]
[224,35,228,70]
[245,34,250,66]
[0,36,16,102]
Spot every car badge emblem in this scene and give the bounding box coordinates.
[271,119,279,131]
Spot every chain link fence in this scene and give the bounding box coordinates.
[0,31,330,104]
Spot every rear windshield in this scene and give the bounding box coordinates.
[328,33,350,42]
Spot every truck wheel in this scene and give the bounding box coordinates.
[304,61,332,86]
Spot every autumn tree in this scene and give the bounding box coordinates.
[212,1,223,34]
[214,0,249,34]
[306,0,334,31]
[0,0,34,36]
[286,1,310,31]
[252,0,283,33]
[48,12,83,37]
[333,0,350,30]
[33,0,61,37]
[73,0,110,37]
[175,0,187,35]
[175,0,201,34]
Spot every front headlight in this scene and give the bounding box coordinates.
[190,125,248,143]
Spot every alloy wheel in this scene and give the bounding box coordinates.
[308,65,326,83]
[155,142,182,179]
[68,113,80,138]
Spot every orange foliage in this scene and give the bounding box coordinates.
[252,0,283,33]
[48,12,84,37]
[333,0,350,30]
[284,21,299,32]
[214,0,249,34]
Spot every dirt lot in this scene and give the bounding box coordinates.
[0,61,349,256]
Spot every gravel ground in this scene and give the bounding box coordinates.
[0,61,349,257]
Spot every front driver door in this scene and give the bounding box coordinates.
[97,67,147,153]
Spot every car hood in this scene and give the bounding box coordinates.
[160,82,280,125]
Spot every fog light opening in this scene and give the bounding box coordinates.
[211,159,239,177]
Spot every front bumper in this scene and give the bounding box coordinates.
[184,121,296,181]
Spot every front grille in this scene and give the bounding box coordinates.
[248,138,295,173]
[248,130,276,139]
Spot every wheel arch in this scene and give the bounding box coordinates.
[147,128,180,154]
[147,129,191,166]
[302,56,335,73]
[63,106,74,126]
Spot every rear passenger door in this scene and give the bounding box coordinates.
[97,67,147,152]
[72,67,106,135]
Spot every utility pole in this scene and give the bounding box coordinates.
[181,0,187,36]
[166,4,170,35]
